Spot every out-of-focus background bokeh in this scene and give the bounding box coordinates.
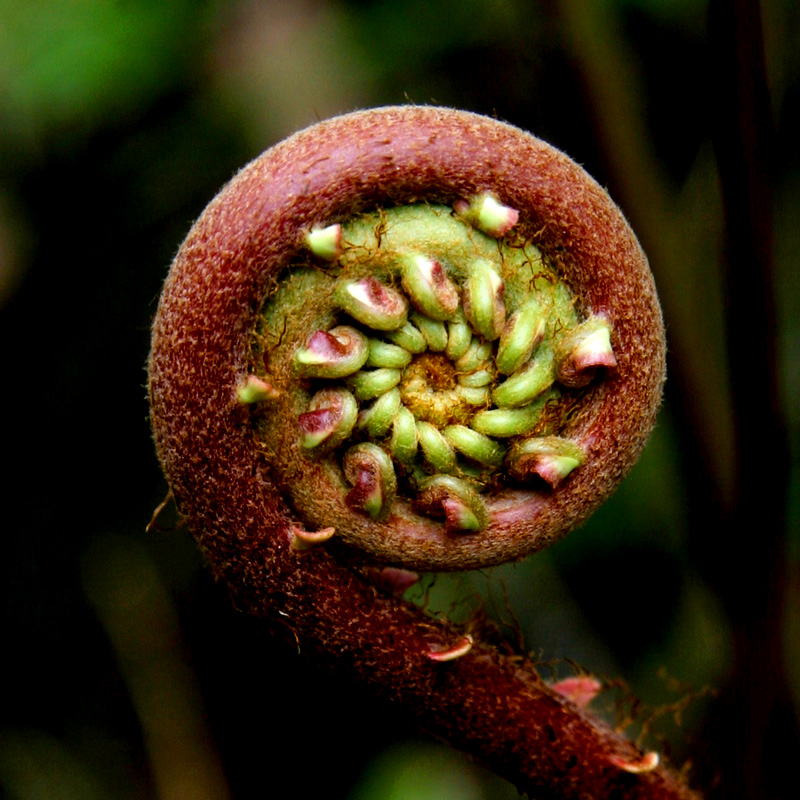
[1,1,798,798]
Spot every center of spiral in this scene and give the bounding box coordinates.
[399,354,473,427]
[252,201,616,533]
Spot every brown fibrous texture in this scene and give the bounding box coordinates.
[148,107,695,799]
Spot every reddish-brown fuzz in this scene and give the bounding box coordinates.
[148,107,696,798]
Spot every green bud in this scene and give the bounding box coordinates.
[416,421,457,472]
[387,320,427,354]
[346,368,402,400]
[456,386,490,406]
[359,387,402,438]
[237,374,280,404]
[471,401,545,437]
[457,368,493,388]
[445,310,472,361]
[366,339,413,369]
[463,259,506,341]
[492,347,554,408]
[410,312,448,352]
[389,406,418,464]
[496,298,546,375]
[454,338,491,372]
[443,425,505,468]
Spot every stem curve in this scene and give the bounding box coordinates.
[148,106,695,798]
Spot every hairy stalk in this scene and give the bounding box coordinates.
[148,106,696,798]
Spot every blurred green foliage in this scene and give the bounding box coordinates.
[0,0,211,150]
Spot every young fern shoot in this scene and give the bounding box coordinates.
[148,106,697,799]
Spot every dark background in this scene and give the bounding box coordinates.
[1,1,798,798]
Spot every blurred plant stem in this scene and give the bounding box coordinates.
[553,0,797,796]
[554,0,735,507]
[83,534,232,800]
[705,2,795,797]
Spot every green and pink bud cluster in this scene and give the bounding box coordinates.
[253,198,616,533]
[262,195,616,533]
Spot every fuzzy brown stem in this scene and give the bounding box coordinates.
[148,107,694,798]
[202,501,694,800]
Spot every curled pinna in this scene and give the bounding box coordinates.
[148,107,694,799]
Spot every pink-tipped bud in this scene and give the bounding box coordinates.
[373,567,420,595]
[298,387,358,451]
[335,276,408,330]
[343,443,397,520]
[455,194,519,237]
[415,475,488,533]
[290,525,336,552]
[304,223,342,261]
[556,315,617,388]
[295,326,369,378]
[400,254,460,320]
[426,634,474,662]
[609,751,660,774]
[507,436,585,487]
[551,676,602,708]
[237,374,280,403]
